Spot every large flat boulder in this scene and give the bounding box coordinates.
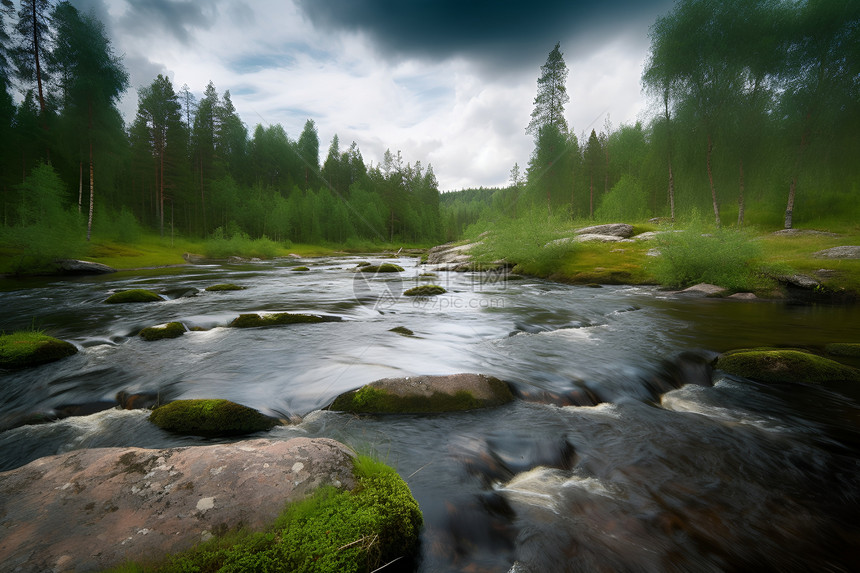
[330,373,515,413]
[0,438,356,572]
[574,223,634,238]
[54,259,116,275]
[812,246,860,259]
[426,241,482,264]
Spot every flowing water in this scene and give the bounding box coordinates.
[1,256,859,572]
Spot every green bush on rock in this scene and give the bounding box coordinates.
[104,289,162,304]
[0,331,77,369]
[149,399,279,437]
[205,283,246,292]
[229,313,340,328]
[139,322,186,341]
[109,455,422,573]
[404,285,446,296]
[715,349,860,385]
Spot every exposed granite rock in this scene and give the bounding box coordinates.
[426,241,482,265]
[678,283,727,296]
[574,223,634,238]
[0,438,356,573]
[53,259,116,275]
[812,246,860,259]
[330,373,514,414]
[771,229,839,237]
[728,292,758,300]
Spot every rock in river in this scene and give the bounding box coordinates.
[0,438,357,572]
[330,373,515,414]
[715,348,860,385]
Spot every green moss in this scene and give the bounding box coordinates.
[355,261,372,267]
[292,266,310,271]
[205,283,246,292]
[418,272,437,277]
[229,312,340,328]
[104,289,162,304]
[148,399,279,437]
[403,285,446,296]
[0,331,77,369]
[715,349,860,384]
[139,322,186,341]
[360,263,404,273]
[389,326,414,336]
[330,379,514,414]
[825,343,860,358]
[105,455,422,573]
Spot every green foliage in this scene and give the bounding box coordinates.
[595,175,649,222]
[107,455,422,573]
[95,207,142,244]
[1,163,86,273]
[104,289,162,304]
[650,218,769,291]
[825,343,860,359]
[470,207,574,276]
[203,227,282,259]
[229,313,339,328]
[148,399,279,437]
[403,285,446,296]
[716,349,860,385]
[139,322,186,341]
[0,331,78,369]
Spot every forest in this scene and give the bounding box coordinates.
[0,0,857,265]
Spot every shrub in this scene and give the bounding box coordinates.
[595,175,649,222]
[650,219,768,291]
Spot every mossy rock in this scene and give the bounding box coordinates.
[715,349,860,385]
[419,272,437,277]
[0,332,77,369]
[229,312,341,328]
[145,455,422,573]
[104,289,162,304]
[139,322,186,341]
[204,283,246,292]
[330,373,515,414]
[292,266,310,271]
[148,399,279,437]
[360,263,404,273]
[825,343,860,358]
[404,285,446,296]
[389,326,414,336]
[354,261,372,267]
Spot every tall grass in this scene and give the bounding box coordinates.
[651,218,770,291]
[203,226,285,259]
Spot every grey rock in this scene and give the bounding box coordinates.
[679,283,727,296]
[777,273,820,289]
[728,292,758,300]
[574,223,634,238]
[0,438,356,573]
[426,241,482,265]
[771,229,839,237]
[54,259,115,275]
[812,246,860,259]
[182,253,207,264]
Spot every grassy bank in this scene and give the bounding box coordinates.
[465,212,860,298]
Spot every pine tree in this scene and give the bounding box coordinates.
[526,42,570,138]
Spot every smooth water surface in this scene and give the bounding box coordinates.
[1,257,858,572]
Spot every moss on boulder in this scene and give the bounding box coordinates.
[120,454,422,573]
[229,312,341,328]
[204,283,246,291]
[139,322,186,341]
[825,343,860,358]
[0,332,77,369]
[389,326,414,336]
[404,285,446,296]
[292,266,310,271]
[104,289,162,304]
[149,399,280,437]
[715,348,860,385]
[330,373,514,414]
[359,263,404,273]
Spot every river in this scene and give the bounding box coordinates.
[1,256,858,572]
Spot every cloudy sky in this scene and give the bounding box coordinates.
[70,0,674,190]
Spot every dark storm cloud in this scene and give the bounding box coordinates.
[117,0,218,45]
[295,0,673,70]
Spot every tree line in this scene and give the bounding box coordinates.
[0,0,442,248]
[442,0,858,236]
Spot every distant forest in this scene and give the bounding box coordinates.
[0,0,857,250]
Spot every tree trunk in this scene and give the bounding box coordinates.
[668,157,675,223]
[737,158,745,226]
[78,160,82,213]
[32,1,45,117]
[86,101,94,241]
[159,139,165,238]
[200,157,206,236]
[589,171,594,219]
[785,177,796,229]
[706,133,720,228]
